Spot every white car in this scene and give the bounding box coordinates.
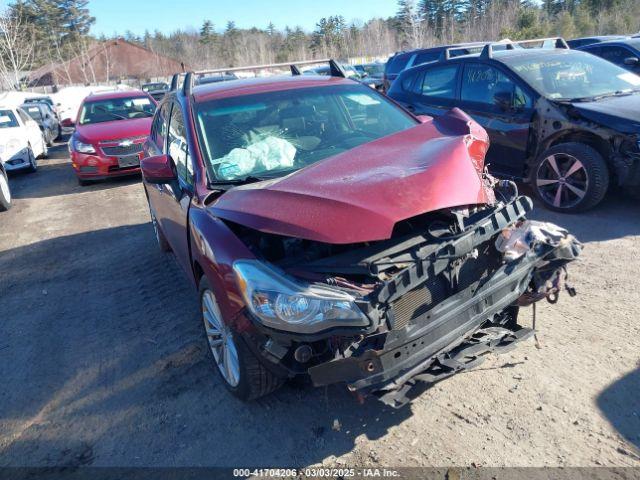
[0,105,48,173]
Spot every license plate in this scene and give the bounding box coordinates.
[117,155,139,168]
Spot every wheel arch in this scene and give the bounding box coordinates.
[544,130,612,165]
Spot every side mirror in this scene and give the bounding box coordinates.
[61,118,75,128]
[494,91,513,111]
[416,114,432,123]
[141,154,177,184]
[624,57,639,66]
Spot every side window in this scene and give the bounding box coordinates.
[598,46,633,65]
[401,70,419,91]
[461,63,531,108]
[150,103,171,153]
[167,104,193,186]
[418,65,459,99]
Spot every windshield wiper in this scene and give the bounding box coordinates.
[569,89,638,103]
[207,175,265,190]
[94,106,129,120]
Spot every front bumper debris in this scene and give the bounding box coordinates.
[248,195,581,407]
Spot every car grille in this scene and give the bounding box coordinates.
[101,143,143,156]
[389,241,500,330]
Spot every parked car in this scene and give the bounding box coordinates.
[0,159,11,211]
[68,90,156,185]
[387,37,640,212]
[354,62,386,90]
[577,37,640,73]
[142,82,170,101]
[383,42,489,92]
[0,105,48,173]
[20,102,61,146]
[567,35,628,49]
[139,64,580,406]
[23,95,60,120]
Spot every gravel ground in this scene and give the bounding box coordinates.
[0,139,639,468]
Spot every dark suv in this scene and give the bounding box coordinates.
[578,38,640,73]
[388,38,640,212]
[383,43,487,92]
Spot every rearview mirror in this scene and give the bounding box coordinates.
[141,154,177,184]
[494,91,513,111]
[624,57,639,66]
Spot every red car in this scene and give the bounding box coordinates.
[141,63,581,407]
[68,90,156,185]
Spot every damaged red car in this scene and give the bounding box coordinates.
[141,62,581,407]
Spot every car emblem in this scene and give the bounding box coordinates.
[119,140,133,147]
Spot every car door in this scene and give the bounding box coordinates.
[152,101,194,276]
[457,62,535,178]
[16,108,42,154]
[402,63,461,117]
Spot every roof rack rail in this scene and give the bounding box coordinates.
[171,58,347,96]
[480,37,568,59]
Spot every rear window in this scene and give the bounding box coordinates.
[413,51,440,66]
[24,106,43,120]
[386,54,412,75]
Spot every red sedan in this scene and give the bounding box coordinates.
[140,63,580,407]
[68,90,156,185]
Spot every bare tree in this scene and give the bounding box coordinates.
[0,8,35,90]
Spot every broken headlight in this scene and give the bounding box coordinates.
[233,260,369,334]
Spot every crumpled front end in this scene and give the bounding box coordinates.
[230,185,581,408]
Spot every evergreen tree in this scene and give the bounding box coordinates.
[200,20,215,45]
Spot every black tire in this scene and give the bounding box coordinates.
[199,277,283,401]
[26,146,37,173]
[533,142,609,213]
[150,210,171,252]
[45,130,53,147]
[55,124,62,141]
[0,168,11,212]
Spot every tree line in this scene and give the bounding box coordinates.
[1,0,639,88]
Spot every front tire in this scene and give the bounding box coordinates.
[199,277,283,401]
[533,142,609,212]
[0,169,11,212]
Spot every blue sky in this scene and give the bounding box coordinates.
[88,0,398,36]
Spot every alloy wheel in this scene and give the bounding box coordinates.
[536,153,588,209]
[0,173,10,203]
[202,289,240,387]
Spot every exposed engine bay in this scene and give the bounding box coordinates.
[228,181,582,408]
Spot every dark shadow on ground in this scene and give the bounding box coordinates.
[0,224,414,467]
[8,137,142,200]
[597,367,640,452]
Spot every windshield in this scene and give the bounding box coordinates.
[23,105,43,121]
[506,51,640,100]
[195,84,417,183]
[0,110,19,128]
[79,96,156,125]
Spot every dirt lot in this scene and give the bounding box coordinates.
[0,139,639,468]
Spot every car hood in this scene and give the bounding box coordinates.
[209,109,494,244]
[569,94,640,134]
[75,117,152,143]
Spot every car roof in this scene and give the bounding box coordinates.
[391,42,488,58]
[583,37,640,48]
[83,89,148,102]
[191,74,356,102]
